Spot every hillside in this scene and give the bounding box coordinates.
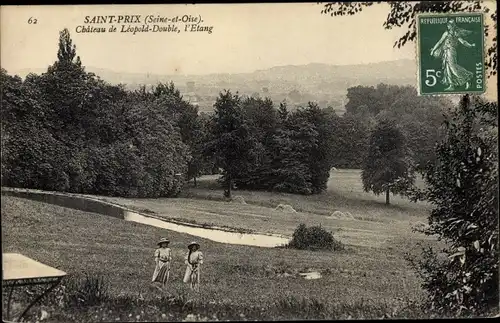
[1,169,428,320]
[13,59,417,113]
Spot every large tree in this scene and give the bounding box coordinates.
[362,119,414,205]
[230,96,279,190]
[187,112,214,186]
[298,102,337,193]
[149,82,203,185]
[408,96,498,316]
[269,109,319,194]
[36,28,109,146]
[206,90,259,198]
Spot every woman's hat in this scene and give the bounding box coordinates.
[188,241,200,248]
[157,238,170,245]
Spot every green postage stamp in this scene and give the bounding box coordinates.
[417,12,485,96]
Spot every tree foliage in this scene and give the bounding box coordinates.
[187,112,216,185]
[217,99,337,195]
[408,96,498,316]
[233,96,279,189]
[362,119,415,205]
[330,114,369,169]
[206,91,259,198]
[295,103,337,193]
[269,107,319,194]
[57,28,80,65]
[344,83,450,172]
[201,85,444,196]
[1,29,190,197]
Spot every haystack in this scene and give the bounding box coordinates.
[275,204,297,213]
[330,210,355,220]
[330,210,344,218]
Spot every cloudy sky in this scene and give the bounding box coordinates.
[1,3,420,76]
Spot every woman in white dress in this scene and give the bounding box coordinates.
[183,241,204,291]
[152,238,172,288]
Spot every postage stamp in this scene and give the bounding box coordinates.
[417,12,485,96]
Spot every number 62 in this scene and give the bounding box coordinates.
[424,69,442,87]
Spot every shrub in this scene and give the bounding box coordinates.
[286,224,344,251]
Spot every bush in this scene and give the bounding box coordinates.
[286,224,344,251]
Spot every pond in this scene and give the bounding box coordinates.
[1,187,292,249]
[124,211,291,248]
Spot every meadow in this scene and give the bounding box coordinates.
[96,169,434,248]
[2,169,437,321]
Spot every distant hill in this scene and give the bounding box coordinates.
[12,59,417,114]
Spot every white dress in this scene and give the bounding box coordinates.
[152,247,172,283]
[183,250,203,284]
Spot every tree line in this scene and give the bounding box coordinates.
[2,28,456,201]
[2,29,193,197]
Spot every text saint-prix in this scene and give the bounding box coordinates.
[84,15,142,24]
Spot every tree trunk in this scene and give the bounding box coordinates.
[227,175,232,199]
[385,188,390,205]
[193,176,197,187]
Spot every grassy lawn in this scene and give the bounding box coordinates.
[2,195,430,321]
[94,169,433,249]
[2,169,437,321]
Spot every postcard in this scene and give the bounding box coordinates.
[1,2,498,322]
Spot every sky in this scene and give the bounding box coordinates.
[1,3,418,76]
